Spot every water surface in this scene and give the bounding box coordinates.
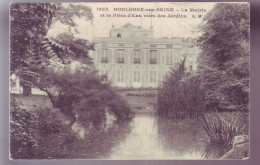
[106,113,214,159]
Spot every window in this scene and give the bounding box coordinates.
[134,43,141,48]
[166,44,173,48]
[118,43,124,47]
[150,44,157,48]
[133,71,141,83]
[102,43,108,46]
[150,50,157,64]
[117,33,121,38]
[150,71,157,83]
[117,49,124,63]
[117,70,124,82]
[101,49,108,63]
[134,50,141,64]
[166,51,174,65]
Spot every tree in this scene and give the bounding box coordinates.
[33,68,132,127]
[10,3,94,95]
[197,3,249,112]
[50,31,94,65]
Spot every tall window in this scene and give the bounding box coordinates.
[101,49,108,63]
[117,49,124,63]
[166,50,174,65]
[150,71,157,83]
[133,71,141,82]
[117,70,124,82]
[150,50,157,64]
[134,50,141,63]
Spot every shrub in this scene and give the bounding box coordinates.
[10,97,80,159]
[125,89,157,97]
[156,58,205,119]
[10,96,41,159]
[37,69,133,129]
[34,108,78,159]
[75,86,133,129]
[200,112,247,146]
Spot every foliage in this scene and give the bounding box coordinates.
[156,58,204,119]
[50,32,94,64]
[10,96,41,159]
[203,142,231,159]
[36,108,66,135]
[34,68,132,128]
[197,3,249,112]
[125,89,157,97]
[200,112,247,146]
[34,108,78,159]
[10,3,94,95]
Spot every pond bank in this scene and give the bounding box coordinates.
[220,135,249,159]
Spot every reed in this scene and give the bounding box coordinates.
[200,112,247,146]
[155,59,204,119]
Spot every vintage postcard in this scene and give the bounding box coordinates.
[10,2,249,160]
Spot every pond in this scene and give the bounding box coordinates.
[100,113,229,159]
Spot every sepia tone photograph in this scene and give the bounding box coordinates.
[9,2,249,160]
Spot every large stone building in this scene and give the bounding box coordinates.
[93,23,198,88]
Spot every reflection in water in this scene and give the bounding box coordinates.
[156,116,209,159]
[62,120,132,159]
[108,114,212,159]
[109,114,166,159]
[79,113,229,159]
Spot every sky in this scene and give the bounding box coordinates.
[48,2,216,41]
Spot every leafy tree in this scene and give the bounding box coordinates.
[10,3,93,95]
[33,68,132,127]
[197,3,249,112]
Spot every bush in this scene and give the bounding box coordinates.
[156,59,205,119]
[10,96,41,159]
[125,89,157,97]
[10,98,80,159]
[75,86,132,129]
[200,112,248,146]
[37,69,133,129]
[35,108,78,159]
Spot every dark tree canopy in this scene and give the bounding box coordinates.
[197,3,249,112]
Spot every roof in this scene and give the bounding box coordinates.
[113,23,151,31]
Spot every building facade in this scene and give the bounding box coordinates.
[93,23,198,88]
